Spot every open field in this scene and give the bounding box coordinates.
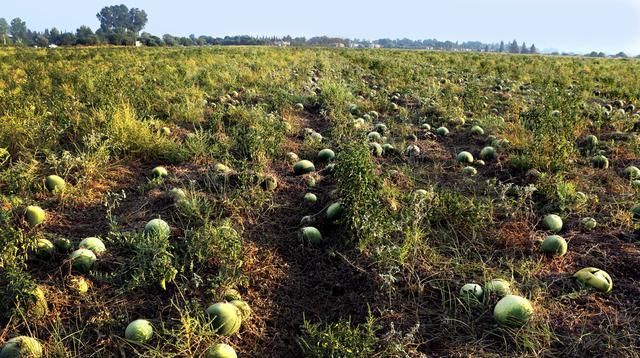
[1,47,640,357]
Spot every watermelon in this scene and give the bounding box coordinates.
[540,235,567,256]
[151,166,168,179]
[460,283,483,302]
[45,175,66,193]
[24,206,45,227]
[206,302,242,336]
[223,288,242,302]
[0,336,42,358]
[484,279,512,297]
[168,188,187,203]
[205,344,237,358]
[462,166,477,176]
[230,300,252,320]
[35,238,54,258]
[299,227,322,244]
[574,267,613,293]
[470,125,484,135]
[591,155,609,169]
[70,249,96,273]
[144,219,171,239]
[581,217,597,230]
[285,152,300,164]
[624,166,640,179]
[53,237,72,252]
[318,149,335,162]
[542,214,563,232]
[326,202,344,222]
[125,319,154,344]
[494,295,533,326]
[456,151,474,164]
[369,142,383,157]
[374,123,388,135]
[584,135,598,147]
[69,276,89,295]
[367,131,382,142]
[293,160,315,175]
[480,146,497,160]
[79,237,106,255]
[406,144,421,157]
[436,127,450,136]
[304,193,318,203]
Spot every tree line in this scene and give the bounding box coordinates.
[1,4,635,57]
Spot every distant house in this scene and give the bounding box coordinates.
[334,43,345,48]
[48,44,59,49]
[370,44,381,49]
[274,41,290,47]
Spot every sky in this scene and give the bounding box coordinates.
[2,0,640,55]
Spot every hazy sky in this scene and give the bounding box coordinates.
[2,0,639,54]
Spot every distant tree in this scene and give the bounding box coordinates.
[162,34,178,46]
[520,42,528,54]
[0,18,8,45]
[484,45,489,52]
[9,18,28,44]
[508,40,520,53]
[59,32,77,46]
[32,33,48,47]
[48,27,61,45]
[498,41,505,52]
[178,37,193,46]
[96,5,147,45]
[529,44,537,54]
[598,52,606,57]
[139,32,163,46]
[76,26,98,45]
[615,52,628,58]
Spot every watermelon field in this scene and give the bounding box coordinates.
[1,47,640,357]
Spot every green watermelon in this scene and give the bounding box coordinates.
[144,219,171,239]
[206,302,242,336]
[369,142,383,157]
[293,160,315,175]
[493,295,533,326]
[45,175,66,193]
[574,267,613,293]
[0,336,42,358]
[470,125,484,135]
[205,344,237,358]
[317,149,335,162]
[591,155,609,169]
[540,235,567,256]
[581,217,597,230]
[462,166,477,176]
[24,206,45,227]
[299,227,322,244]
[542,214,563,232]
[326,202,344,222]
[70,249,96,273]
[456,151,474,164]
[35,238,54,258]
[125,319,154,343]
[79,237,106,255]
[436,127,450,136]
[480,146,497,160]
[304,193,318,203]
[151,166,168,178]
[484,279,512,297]
[460,283,483,302]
